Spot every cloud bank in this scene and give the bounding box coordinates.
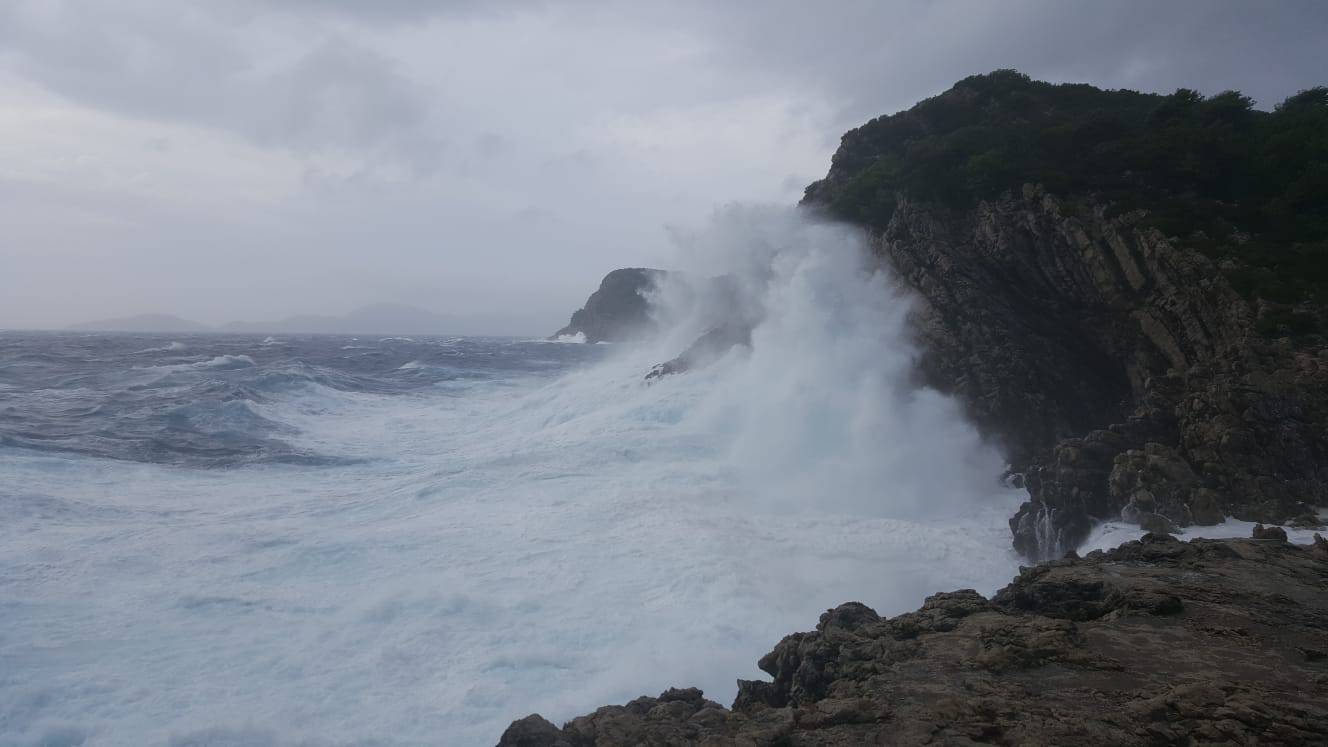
[1,0,1324,330]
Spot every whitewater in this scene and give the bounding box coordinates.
[4,209,1302,746]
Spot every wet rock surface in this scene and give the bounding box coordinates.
[810,186,1328,558]
[500,535,1328,745]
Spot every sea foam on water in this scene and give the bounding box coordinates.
[1,208,1023,746]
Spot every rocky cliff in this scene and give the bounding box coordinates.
[557,74,1328,559]
[802,71,1328,559]
[553,268,667,343]
[512,71,1328,745]
[853,186,1328,559]
[501,532,1328,745]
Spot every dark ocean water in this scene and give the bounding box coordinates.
[0,331,605,467]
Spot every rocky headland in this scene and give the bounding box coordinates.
[556,71,1328,560]
[518,72,1328,744]
[553,268,668,343]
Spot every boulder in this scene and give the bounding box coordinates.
[1187,488,1226,525]
[1138,512,1179,535]
[496,715,570,747]
[1252,523,1289,542]
[1312,533,1328,561]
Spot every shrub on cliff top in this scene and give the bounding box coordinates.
[804,71,1328,339]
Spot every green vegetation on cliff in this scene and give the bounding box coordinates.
[804,70,1328,339]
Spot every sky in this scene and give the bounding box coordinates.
[2,0,1325,332]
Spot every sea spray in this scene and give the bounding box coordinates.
[649,205,1006,518]
[1,224,1024,746]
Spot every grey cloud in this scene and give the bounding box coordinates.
[244,38,439,159]
[0,1,441,163]
[1,0,1324,331]
[266,0,544,24]
[659,0,1328,127]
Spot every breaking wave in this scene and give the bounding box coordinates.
[2,208,1022,745]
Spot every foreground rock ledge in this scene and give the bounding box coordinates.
[500,534,1328,746]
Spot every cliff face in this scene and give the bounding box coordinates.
[550,73,1328,560]
[553,268,666,343]
[501,533,1328,745]
[802,71,1328,559]
[508,72,1328,744]
[866,187,1328,557]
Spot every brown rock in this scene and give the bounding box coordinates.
[1188,488,1225,525]
[1312,533,1328,560]
[496,715,571,747]
[1252,523,1289,541]
[1138,512,1179,535]
[798,177,1327,559]
[500,537,1328,745]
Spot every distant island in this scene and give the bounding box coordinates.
[68,303,537,336]
[68,313,213,333]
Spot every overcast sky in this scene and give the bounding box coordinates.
[2,1,1325,331]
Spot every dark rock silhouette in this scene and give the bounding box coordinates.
[553,268,667,343]
[1252,523,1289,542]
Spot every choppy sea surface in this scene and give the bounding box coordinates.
[0,330,1023,746]
[2,325,1318,746]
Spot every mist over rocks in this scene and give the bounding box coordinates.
[510,70,1328,743]
[499,534,1328,745]
[560,72,1328,561]
[645,322,752,382]
[555,268,760,381]
[552,268,669,343]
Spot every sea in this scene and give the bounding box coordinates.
[3,218,1303,746]
[0,327,1022,746]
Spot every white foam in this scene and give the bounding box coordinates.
[2,208,1025,745]
[1081,517,1325,554]
[194,354,257,370]
[132,340,188,354]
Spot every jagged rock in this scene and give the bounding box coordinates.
[798,77,1328,559]
[1252,523,1289,542]
[1312,533,1328,560]
[499,537,1328,745]
[1137,512,1179,535]
[808,184,1327,558]
[552,268,666,343]
[1188,487,1225,525]
[1111,443,1199,527]
[496,715,571,747]
[1290,513,1326,529]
